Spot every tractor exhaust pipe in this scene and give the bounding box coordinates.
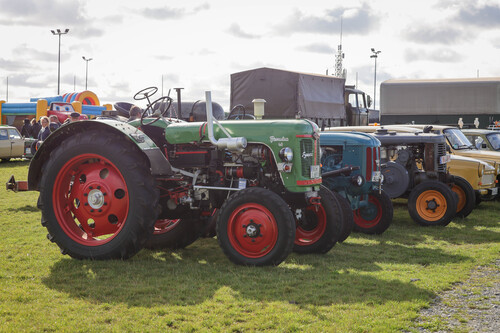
[205,91,247,152]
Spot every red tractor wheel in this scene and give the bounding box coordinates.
[353,190,393,234]
[216,187,295,266]
[39,130,158,259]
[294,185,342,254]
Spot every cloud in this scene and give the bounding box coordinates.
[403,25,465,45]
[140,3,210,20]
[0,0,85,25]
[456,3,500,28]
[404,48,463,63]
[12,44,55,62]
[0,0,106,39]
[227,23,260,39]
[297,43,334,54]
[274,4,380,36]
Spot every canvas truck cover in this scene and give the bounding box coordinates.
[230,67,346,120]
[381,78,500,116]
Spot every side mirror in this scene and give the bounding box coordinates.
[482,143,487,149]
[367,95,372,108]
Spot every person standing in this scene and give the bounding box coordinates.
[49,115,61,132]
[30,118,41,138]
[38,116,51,141]
[20,118,31,138]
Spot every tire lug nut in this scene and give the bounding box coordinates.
[242,224,247,228]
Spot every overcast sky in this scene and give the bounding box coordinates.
[1,0,500,110]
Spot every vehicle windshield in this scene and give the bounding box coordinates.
[486,132,500,150]
[443,128,475,150]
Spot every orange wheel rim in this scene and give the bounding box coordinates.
[451,185,466,213]
[415,190,447,222]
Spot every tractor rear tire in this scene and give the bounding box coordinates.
[353,190,393,234]
[38,130,159,260]
[293,185,342,254]
[408,181,457,226]
[451,176,475,218]
[216,187,295,266]
[144,218,202,250]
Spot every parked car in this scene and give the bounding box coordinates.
[0,125,31,161]
[462,129,500,151]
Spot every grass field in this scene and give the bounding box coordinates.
[1,160,499,332]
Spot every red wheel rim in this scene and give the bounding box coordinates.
[52,153,129,246]
[153,219,180,235]
[227,203,278,258]
[294,204,327,245]
[354,195,382,228]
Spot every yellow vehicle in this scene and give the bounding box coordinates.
[462,129,500,152]
[326,126,498,206]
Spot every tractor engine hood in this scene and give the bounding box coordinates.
[164,119,318,146]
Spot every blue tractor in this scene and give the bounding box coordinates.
[320,131,393,234]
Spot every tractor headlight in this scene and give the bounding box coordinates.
[351,174,365,187]
[279,147,294,162]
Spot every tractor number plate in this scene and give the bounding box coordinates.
[371,171,382,182]
[25,148,30,154]
[310,165,320,179]
[492,187,498,196]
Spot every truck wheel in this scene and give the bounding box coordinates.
[331,191,353,242]
[451,176,475,218]
[216,187,295,266]
[353,190,393,234]
[408,181,457,226]
[144,218,202,250]
[38,130,159,260]
[294,185,342,254]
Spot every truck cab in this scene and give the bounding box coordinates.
[345,86,370,126]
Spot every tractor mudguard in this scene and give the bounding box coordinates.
[27,119,172,190]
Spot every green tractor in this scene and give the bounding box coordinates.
[9,87,350,266]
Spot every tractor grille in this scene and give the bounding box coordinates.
[437,143,447,172]
[300,139,315,178]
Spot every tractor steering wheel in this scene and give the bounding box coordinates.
[134,86,158,101]
[227,104,255,120]
[140,96,174,126]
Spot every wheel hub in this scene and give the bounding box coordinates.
[426,198,439,212]
[88,188,105,209]
[244,222,260,238]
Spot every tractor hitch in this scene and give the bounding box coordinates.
[5,175,29,192]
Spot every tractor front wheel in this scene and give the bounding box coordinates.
[293,185,342,254]
[408,181,457,226]
[451,176,475,218]
[216,187,295,266]
[38,130,159,260]
[353,190,393,234]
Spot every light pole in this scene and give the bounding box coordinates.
[370,48,381,110]
[82,56,93,90]
[51,28,69,95]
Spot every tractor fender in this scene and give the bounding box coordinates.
[27,120,172,191]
